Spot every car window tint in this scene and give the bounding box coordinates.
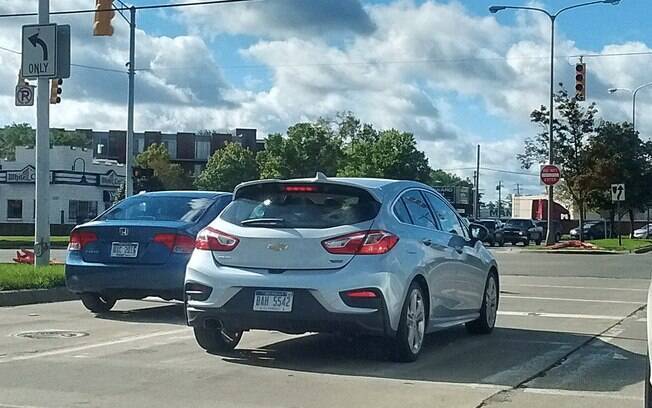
[424,192,464,236]
[99,196,215,223]
[401,190,437,229]
[221,183,380,228]
[393,198,413,224]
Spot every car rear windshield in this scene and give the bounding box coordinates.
[505,219,531,228]
[220,183,381,228]
[99,195,215,223]
[480,221,496,229]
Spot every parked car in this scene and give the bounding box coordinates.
[634,224,652,239]
[478,219,505,246]
[185,175,499,362]
[65,191,232,313]
[501,218,543,246]
[569,220,608,240]
[534,220,562,243]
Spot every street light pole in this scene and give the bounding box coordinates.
[489,0,620,245]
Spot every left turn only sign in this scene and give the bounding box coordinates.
[22,24,57,79]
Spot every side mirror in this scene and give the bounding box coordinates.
[470,223,489,243]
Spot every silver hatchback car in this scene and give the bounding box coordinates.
[185,174,499,361]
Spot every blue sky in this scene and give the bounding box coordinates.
[1,0,651,200]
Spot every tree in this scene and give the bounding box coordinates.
[195,143,259,192]
[135,143,190,191]
[0,123,34,159]
[257,122,343,179]
[429,169,472,187]
[518,85,598,241]
[586,121,652,237]
[51,129,91,148]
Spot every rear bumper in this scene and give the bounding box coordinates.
[186,288,391,337]
[503,232,527,242]
[65,253,188,299]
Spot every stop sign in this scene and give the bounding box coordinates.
[540,164,561,186]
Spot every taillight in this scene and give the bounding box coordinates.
[322,230,398,255]
[195,227,239,251]
[153,233,196,254]
[344,290,378,298]
[68,231,97,251]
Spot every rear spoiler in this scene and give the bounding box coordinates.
[234,172,383,203]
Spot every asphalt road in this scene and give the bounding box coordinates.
[0,251,650,408]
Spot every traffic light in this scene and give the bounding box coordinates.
[93,0,115,36]
[575,63,587,101]
[50,78,62,104]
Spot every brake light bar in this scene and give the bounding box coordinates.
[322,230,399,255]
[344,290,378,298]
[283,185,318,192]
[68,231,98,251]
[195,227,239,251]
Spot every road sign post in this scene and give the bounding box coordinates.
[540,164,561,245]
[611,184,625,247]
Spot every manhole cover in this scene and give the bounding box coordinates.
[15,330,89,339]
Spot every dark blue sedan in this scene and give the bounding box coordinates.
[65,191,232,313]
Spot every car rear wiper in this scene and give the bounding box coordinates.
[241,218,286,226]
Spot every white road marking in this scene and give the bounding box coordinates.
[498,311,625,320]
[503,283,648,292]
[522,387,643,401]
[0,404,51,408]
[0,328,188,364]
[502,295,643,305]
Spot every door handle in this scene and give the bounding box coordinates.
[422,239,432,246]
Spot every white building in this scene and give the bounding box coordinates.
[0,146,124,224]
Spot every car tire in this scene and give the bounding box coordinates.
[646,351,652,407]
[499,239,505,247]
[79,293,116,313]
[193,326,243,354]
[535,238,542,246]
[392,281,427,363]
[556,233,561,243]
[466,271,499,335]
[522,239,529,246]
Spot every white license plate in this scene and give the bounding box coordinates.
[253,290,293,312]
[110,242,139,258]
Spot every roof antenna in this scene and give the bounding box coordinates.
[315,172,328,181]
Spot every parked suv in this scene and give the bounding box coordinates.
[185,175,499,362]
[478,219,505,246]
[501,219,543,246]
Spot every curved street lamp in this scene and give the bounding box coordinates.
[72,157,87,184]
[489,0,621,244]
[608,82,652,134]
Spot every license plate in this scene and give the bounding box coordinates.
[253,290,293,312]
[110,242,139,258]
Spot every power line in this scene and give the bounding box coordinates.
[0,0,261,18]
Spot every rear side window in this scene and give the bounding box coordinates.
[393,198,413,224]
[99,196,215,223]
[424,192,465,236]
[401,190,437,229]
[221,183,381,228]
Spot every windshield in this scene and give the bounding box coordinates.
[221,183,380,228]
[100,195,214,223]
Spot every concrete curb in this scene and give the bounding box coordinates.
[0,286,78,307]
[523,249,626,255]
[634,246,652,254]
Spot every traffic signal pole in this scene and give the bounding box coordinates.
[125,6,136,197]
[34,0,51,267]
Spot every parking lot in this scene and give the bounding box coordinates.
[0,251,649,408]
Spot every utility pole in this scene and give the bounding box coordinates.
[473,144,480,219]
[34,0,50,267]
[516,184,520,196]
[496,181,503,219]
[125,6,136,197]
